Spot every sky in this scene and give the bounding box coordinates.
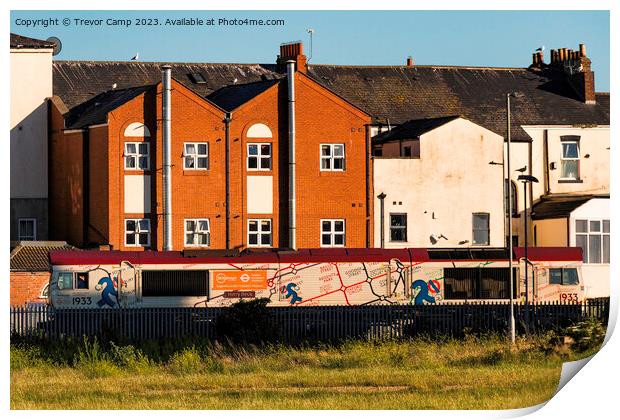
[10,10,610,91]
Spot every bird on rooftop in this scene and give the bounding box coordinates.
[233,78,238,84]
[516,165,527,173]
[536,46,545,52]
[112,83,117,89]
[131,53,139,61]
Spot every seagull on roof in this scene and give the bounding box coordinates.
[233,78,238,84]
[535,46,545,52]
[112,83,117,89]
[516,165,527,173]
[131,52,139,61]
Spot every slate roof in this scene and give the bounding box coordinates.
[306,65,610,140]
[531,194,609,220]
[52,60,610,141]
[10,241,77,272]
[374,116,460,142]
[53,61,280,111]
[207,79,281,111]
[65,85,154,129]
[10,33,55,49]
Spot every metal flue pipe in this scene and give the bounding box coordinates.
[162,65,173,251]
[287,60,297,250]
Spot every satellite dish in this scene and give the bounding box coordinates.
[46,37,62,56]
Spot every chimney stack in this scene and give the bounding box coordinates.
[277,41,307,73]
[406,56,413,66]
[548,43,595,104]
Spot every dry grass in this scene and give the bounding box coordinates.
[10,336,573,410]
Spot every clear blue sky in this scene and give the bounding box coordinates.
[11,10,610,91]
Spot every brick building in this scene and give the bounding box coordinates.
[47,39,608,269]
[49,43,372,251]
[10,241,75,305]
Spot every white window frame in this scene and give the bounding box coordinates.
[389,213,408,242]
[184,219,211,247]
[247,219,272,247]
[320,144,345,172]
[124,218,151,247]
[247,143,272,171]
[576,219,610,264]
[472,213,490,246]
[17,218,37,241]
[124,142,150,170]
[560,139,580,180]
[321,219,346,247]
[183,142,209,170]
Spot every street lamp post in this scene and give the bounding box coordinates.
[506,93,515,345]
[518,174,539,332]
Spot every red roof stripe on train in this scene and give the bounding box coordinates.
[48,247,583,266]
[513,247,582,261]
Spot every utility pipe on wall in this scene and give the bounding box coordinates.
[162,65,173,251]
[287,60,297,250]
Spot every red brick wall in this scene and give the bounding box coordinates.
[88,125,110,245]
[107,81,226,251]
[294,73,372,248]
[229,83,282,249]
[49,101,84,246]
[10,272,50,306]
[50,72,373,251]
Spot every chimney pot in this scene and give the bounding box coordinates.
[406,56,413,66]
[579,43,587,57]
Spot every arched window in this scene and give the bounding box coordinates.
[504,179,517,216]
[124,122,151,137]
[246,123,273,138]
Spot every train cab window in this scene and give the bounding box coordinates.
[76,273,89,289]
[549,268,579,286]
[57,272,74,290]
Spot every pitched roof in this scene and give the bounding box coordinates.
[374,116,460,142]
[10,33,55,49]
[65,85,154,129]
[53,61,280,111]
[206,79,281,111]
[306,65,610,140]
[531,194,609,220]
[10,241,77,272]
[52,60,610,141]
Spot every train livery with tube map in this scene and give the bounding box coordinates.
[48,247,585,309]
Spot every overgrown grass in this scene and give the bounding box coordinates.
[10,328,604,410]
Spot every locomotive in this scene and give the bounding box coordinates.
[48,247,584,309]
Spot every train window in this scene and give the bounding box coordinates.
[549,268,579,286]
[142,270,209,297]
[444,267,516,300]
[76,273,89,289]
[57,272,73,290]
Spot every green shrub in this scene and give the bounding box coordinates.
[565,318,607,353]
[109,342,154,373]
[215,298,280,345]
[10,345,46,370]
[168,347,204,375]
